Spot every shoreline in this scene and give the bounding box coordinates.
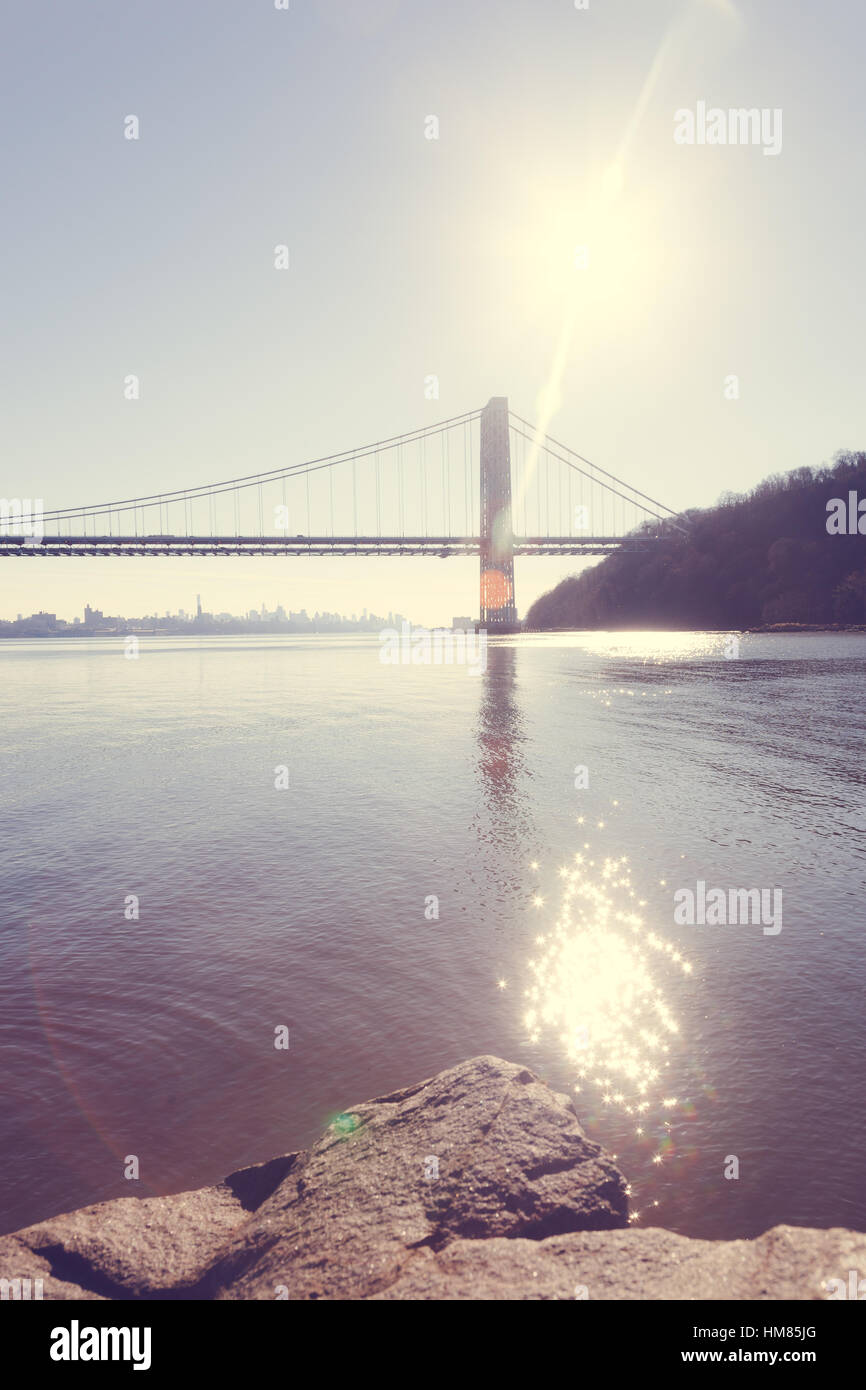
[520,623,866,635]
[4,622,866,642]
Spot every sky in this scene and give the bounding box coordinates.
[1,0,863,626]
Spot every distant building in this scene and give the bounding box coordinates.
[452,616,475,631]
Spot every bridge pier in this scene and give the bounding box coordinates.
[479,396,519,631]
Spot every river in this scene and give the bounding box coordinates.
[1,631,864,1239]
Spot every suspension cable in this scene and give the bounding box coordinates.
[39,409,483,521]
[509,423,686,530]
[509,411,682,520]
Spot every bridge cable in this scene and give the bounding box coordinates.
[509,424,685,530]
[509,412,683,522]
[38,409,483,521]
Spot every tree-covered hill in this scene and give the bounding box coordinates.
[525,451,866,630]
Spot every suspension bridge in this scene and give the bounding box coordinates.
[0,397,684,628]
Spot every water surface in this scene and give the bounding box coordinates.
[1,631,864,1240]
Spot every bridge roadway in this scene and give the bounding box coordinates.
[0,534,670,558]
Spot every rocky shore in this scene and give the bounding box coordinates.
[1,1056,861,1300]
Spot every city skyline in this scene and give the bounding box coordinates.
[0,592,422,635]
[0,554,580,631]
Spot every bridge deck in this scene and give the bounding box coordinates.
[0,535,671,558]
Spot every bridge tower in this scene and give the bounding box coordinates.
[479,396,518,630]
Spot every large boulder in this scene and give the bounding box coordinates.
[204,1053,628,1300]
[0,1056,861,1300]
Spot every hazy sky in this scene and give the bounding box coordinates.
[1,0,863,625]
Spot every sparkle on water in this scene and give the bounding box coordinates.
[510,827,695,1222]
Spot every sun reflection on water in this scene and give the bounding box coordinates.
[511,836,697,1223]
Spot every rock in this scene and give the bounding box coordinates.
[0,1155,298,1300]
[367,1225,866,1301]
[204,1053,628,1300]
[0,1056,861,1300]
